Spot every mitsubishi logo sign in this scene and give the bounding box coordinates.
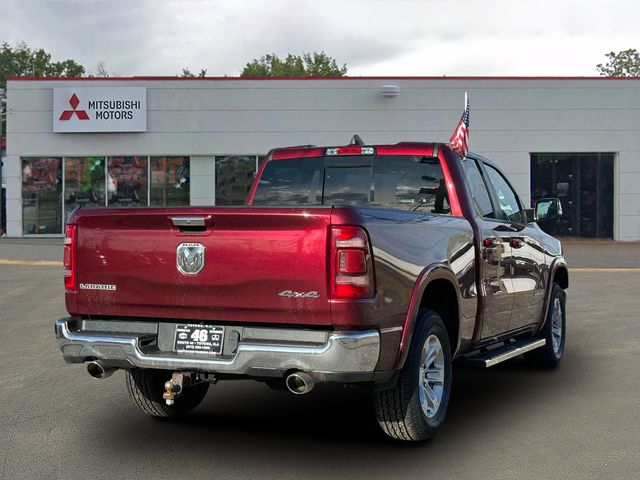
[59,94,89,121]
[53,87,147,133]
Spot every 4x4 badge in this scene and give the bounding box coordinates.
[176,243,205,275]
[278,290,320,299]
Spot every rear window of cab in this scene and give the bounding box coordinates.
[252,155,451,214]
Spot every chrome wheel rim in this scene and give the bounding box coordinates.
[418,334,445,419]
[551,297,563,354]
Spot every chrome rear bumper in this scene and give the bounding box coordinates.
[55,318,380,381]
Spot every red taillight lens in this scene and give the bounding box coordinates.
[63,224,76,290]
[337,146,363,155]
[331,226,374,299]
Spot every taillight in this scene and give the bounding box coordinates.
[331,226,374,299]
[63,224,77,290]
[326,146,375,156]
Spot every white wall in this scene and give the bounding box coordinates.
[190,156,215,206]
[4,155,21,237]
[617,151,640,240]
[5,77,640,239]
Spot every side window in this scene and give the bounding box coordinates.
[483,164,524,223]
[462,158,493,218]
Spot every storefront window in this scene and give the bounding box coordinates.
[22,157,63,234]
[64,157,106,221]
[150,156,190,206]
[19,153,268,233]
[215,156,257,205]
[107,156,148,207]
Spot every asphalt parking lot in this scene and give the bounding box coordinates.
[1,240,639,480]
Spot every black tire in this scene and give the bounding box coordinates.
[524,283,566,368]
[374,310,453,441]
[125,369,209,417]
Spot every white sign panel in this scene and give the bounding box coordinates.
[53,87,147,133]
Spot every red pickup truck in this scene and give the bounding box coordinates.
[55,141,568,441]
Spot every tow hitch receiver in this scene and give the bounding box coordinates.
[163,372,190,405]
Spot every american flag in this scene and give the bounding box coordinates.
[449,93,470,158]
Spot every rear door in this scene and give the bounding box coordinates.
[461,158,515,339]
[481,164,546,331]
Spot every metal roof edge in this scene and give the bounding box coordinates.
[6,75,640,82]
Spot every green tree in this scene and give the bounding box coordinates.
[180,68,207,78]
[241,52,347,77]
[0,41,85,89]
[596,49,640,76]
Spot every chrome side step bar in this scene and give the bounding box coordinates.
[461,338,546,368]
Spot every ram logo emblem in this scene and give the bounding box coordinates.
[176,243,205,275]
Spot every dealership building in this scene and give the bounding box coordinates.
[2,76,639,240]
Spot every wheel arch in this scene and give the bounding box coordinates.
[554,265,569,289]
[394,264,462,370]
[537,257,568,332]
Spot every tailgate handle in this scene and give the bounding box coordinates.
[170,216,212,231]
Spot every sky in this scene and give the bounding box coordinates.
[1,0,639,77]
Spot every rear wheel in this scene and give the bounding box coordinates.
[374,310,452,441]
[125,369,209,417]
[524,283,566,368]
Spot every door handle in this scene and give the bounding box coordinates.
[170,215,213,232]
[510,238,524,248]
[170,216,214,227]
[492,224,519,232]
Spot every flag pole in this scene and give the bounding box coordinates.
[449,91,470,159]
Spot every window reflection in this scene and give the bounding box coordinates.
[252,157,323,206]
[371,156,450,214]
[484,164,523,223]
[215,156,257,205]
[325,166,371,205]
[64,157,106,221]
[150,156,190,206]
[107,156,148,207]
[22,157,62,234]
[462,158,494,218]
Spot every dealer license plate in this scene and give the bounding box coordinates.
[174,324,224,355]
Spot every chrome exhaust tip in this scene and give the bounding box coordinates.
[87,361,116,379]
[285,372,315,395]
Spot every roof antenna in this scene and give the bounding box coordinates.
[350,134,365,146]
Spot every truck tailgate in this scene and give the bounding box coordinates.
[72,207,333,325]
